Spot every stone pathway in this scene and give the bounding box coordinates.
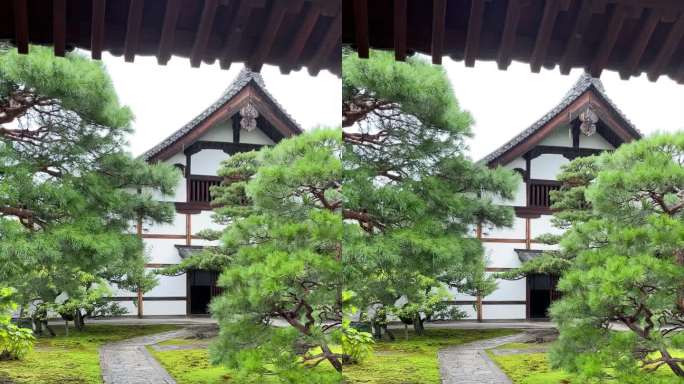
[438,332,534,384]
[100,328,193,384]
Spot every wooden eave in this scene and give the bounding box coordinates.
[1,0,341,76]
[343,0,684,83]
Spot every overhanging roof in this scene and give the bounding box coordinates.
[1,0,340,76]
[142,67,302,162]
[482,72,642,166]
[344,0,684,83]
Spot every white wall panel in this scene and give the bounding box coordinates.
[486,276,526,301]
[143,213,186,235]
[580,132,613,150]
[530,154,569,180]
[190,149,228,175]
[482,304,526,319]
[241,128,274,145]
[483,243,525,269]
[145,272,186,297]
[140,300,187,316]
[483,217,526,239]
[538,125,572,147]
[143,238,184,264]
[192,211,224,233]
[530,215,564,238]
[198,121,233,142]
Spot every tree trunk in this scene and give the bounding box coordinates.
[413,315,424,335]
[383,325,395,341]
[64,320,69,337]
[320,341,343,372]
[404,323,409,340]
[676,250,684,312]
[74,310,84,331]
[476,295,483,322]
[372,322,383,339]
[137,289,144,318]
[660,347,684,377]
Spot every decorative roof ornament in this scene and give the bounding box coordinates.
[579,105,598,136]
[240,101,259,132]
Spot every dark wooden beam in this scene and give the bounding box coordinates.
[497,0,522,70]
[464,0,485,67]
[53,0,66,57]
[90,0,106,60]
[190,0,219,68]
[559,0,594,75]
[431,0,447,64]
[157,0,181,65]
[530,0,561,73]
[282,3,321,73]
[648,14,684,81]
[124,0,145,62]
[589,5,627,77]
[620,8,660,79]
[394,0,407,61]
[308,12,341,76]
[249,0,291,72]
[12,0,29,54]
[219,0,265,70]
[353,0,369,58]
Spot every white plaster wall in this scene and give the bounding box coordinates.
[485,276,526,301]
[192,211,225,233]
[140,301,187,316]
[530,154,569,180]
[145,272,186,297]
[144,238,184,264]
[580,132,613,149]
[190,149,228,175]
[530,215,564,238]
[143,213,186,235]
[538,125,572,147]
[483,243,525,269]
[454,304,477,319]
[482,304,526,320]
[241,128,275,145]
[483,217,526,239]
[198,120,233,142]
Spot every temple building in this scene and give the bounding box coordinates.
[451,73,642,320]
[111,68,301,316]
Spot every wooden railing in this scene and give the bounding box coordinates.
[527,180,560,208]
[188,176,221,204]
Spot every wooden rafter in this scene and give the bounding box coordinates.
[589,5,627,77]
[394,0,407,61]
[190,0,219,68]
[157,0,181,65]
[431,0,446,65]
[465,0,485,67]
[249,0,294,72]
[497,0,523,70]
[283,3,321,73]
[620,8,660,79]
[124,0,145,63]
[648,14,684,81]
[53,0,66,57]
[219,0,261,70]
[309,12,341,75]
[530,0,562,73]
[559,0,594,74]
[353,0,369,58]
[90,0,106,60]
[12,0,28,54]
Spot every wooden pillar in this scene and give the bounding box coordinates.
[136,216,143,318]
[476,222,483,322]
[525,217,531,250]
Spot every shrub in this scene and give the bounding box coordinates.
[0,288,34,360]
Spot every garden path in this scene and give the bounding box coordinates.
[438,332,533,384]
[100,328,193,384]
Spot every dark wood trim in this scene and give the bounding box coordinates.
[480,238,526,244]
[188,174,222,181]
[123,0,144,62]
[232,115,240,144]
[141,234,186,240]
[189,0,219,68]
[446,300,526,306]
[525,145,603,161]
[157,0,181,65]
[353,0,369,58]
[571,122,580,148]
[12,0,29,54]
[107,296,187,302]
[184,141,263,157]
[528,179,561,186]
[514,206,553,218]
[186,213,191,246]
[144,263,177,268]
[430,0,446,64]
[393,0,407,61]
[52,0,66,56]
[175,202,212,213]
[525,217,531,250]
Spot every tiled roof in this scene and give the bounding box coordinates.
[481,72,641,165]
[141,67,302,161]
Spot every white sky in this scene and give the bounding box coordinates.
[101,52,683,160]
[101,53,342,156]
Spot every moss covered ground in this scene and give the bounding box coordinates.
[342,328,520,384]
[487,342,684,384]
[0,324,179,384]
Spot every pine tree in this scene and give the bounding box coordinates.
[550,133,684,380]
[0,46,178,329]
[342,50,518,334]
